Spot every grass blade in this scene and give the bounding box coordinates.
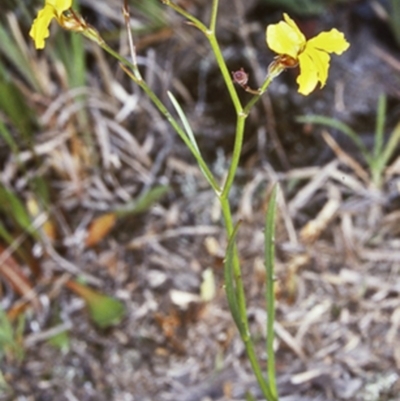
[114,185,169,217]
[167,91,200,153]
[297,114,373,165]
[374,94,386,159]
[224,221,244,333]
[264,184,279,399]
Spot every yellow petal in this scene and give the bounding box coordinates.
[297,52,319,95]
[304,45,330,88]
[266,14,305,59]
[307,29,350,55]
[47,0,72,15]
[283,13,306,44]
[29,0,72,49]
[29,5,56,49]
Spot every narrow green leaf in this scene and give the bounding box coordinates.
[0,22,40,92]
[0,77,36,139]
[0,308,14,356]
[168,91,200,153]
[0,185,38,239]
[67,281,126,329]
[0,220,14,244]
[264,184,279,399]
[296,114,373,165]
[390,0,400,46]
[31,176,51,206]
[48,330,70,353]
[224,222,244,333]
[262,0,325,15]
[374,94,386,159]
[0,307,24,361]
[167,91,220,190]
[87,293,125,329]
[0,369,11,394]
[380,120,400,180]
[245,392,257,401]
[114,185,169,217]
[0,118,19,154]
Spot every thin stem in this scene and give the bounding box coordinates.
[221,114,246,198]
[207,32,243,115]
[265,185,278,399]
[222,74,274,199]
[100,41,142,81]
[164,1,242,115]
[245,335,277,401]
[209,0,219,32]
[244,74,274,114]
[371,94,386,188]
[382,119,400,165]
[122,0,141,80]
[373,94,386,159]
[161,0,208,34]
[219,198,247,334]
[375,118,400,188]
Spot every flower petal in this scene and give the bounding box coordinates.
[47,0,72,15]
[297,52,319,95]
[29,5,56,49]
[304,45,330,88]
[307,29,350,55]
[266,13,305,59]
[283,13,306,43]
[29,0,72,49]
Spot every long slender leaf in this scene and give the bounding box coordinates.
[374,94,386,160]
[0,119,18,154]
[390,0,400,46]
[0,76,36,139]
[0,221,14,244]
[0,22,40,92]
[66,281,125,329]
[224,221,244,333]
[0,185,37,238]
[245,391,257,401]
[297,115,373,165]
[264,184,279,399]
[168,91,200,153]
[114,185,169,217]
[381,120,400,175]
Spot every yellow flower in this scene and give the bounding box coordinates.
[29,0,72,49]
[266,13,350,95]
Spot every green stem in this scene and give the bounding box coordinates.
[161,0,208,34]
[207,32,243,115]
[163,1,242,115]
[245,335,277,401]
[265,185,278,398]
[382,119,400,167]
[209,0,219,33]
[374,118,400,188]
[373,94,386,160]
[221,114,246,198]
[244,74,274,114]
